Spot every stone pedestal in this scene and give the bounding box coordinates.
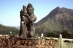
[0,37,55,48]
[11,38,55,48]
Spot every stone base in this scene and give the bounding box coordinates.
[0,38,55,48]
[12,38,55,48]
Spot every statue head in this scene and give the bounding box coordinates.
[27,3,34,15]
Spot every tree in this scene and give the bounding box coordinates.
[46,32,59,37]
[61,30,72,38]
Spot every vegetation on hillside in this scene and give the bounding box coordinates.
[35,7,73,38]
[61,30,72,38]
[0,24,19,35]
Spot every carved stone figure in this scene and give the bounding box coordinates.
[19,3,37,38]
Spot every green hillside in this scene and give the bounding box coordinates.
[0,24,19,35]
[35,7,73,37]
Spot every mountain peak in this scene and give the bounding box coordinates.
[55,6,60,9]
[35,7,73,34]
[36,7,73,26]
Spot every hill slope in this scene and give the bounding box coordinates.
[35,7,73,35]
[0,24,19,35]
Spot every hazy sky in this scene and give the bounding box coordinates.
[0,0,73,26]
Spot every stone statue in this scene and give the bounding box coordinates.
[19,3,37,38]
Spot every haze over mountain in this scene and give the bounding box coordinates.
[35,7,73,35]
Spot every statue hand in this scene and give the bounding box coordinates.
[24,14,29,17]
[20,13,23,16]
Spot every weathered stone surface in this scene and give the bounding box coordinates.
[0,37,55,48]
[19,3,37,38]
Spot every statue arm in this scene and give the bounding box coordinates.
[31,15,37,22]
[24,14,37,23]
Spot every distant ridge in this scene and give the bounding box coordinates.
[0,24,19,35]
[35,7,73,35]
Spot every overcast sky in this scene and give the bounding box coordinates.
[0,0,73,26]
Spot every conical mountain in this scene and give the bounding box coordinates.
[35,7,73,35]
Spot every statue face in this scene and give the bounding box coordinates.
[27,8,33,15]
